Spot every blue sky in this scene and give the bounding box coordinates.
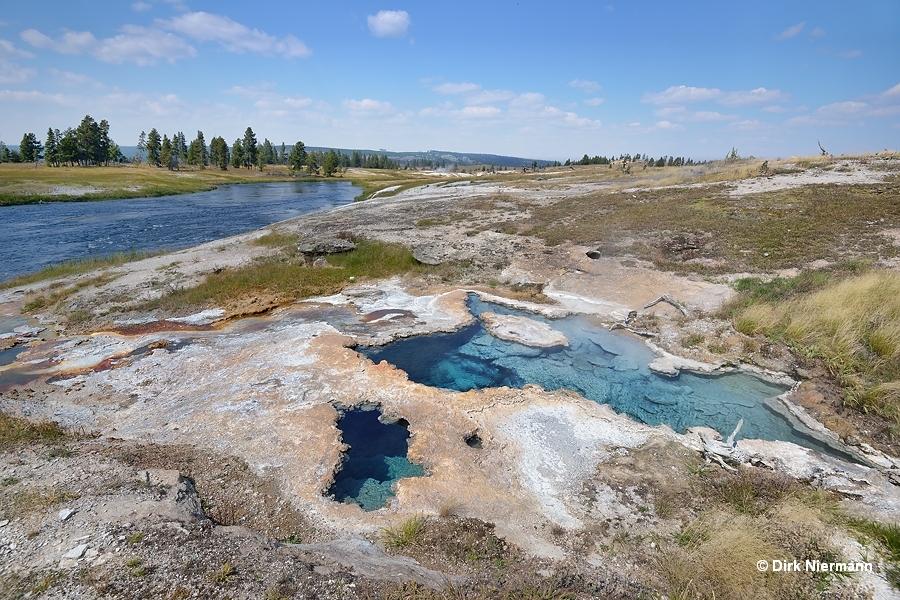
[1,1,898,160]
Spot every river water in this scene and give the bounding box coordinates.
[0,181,359,281]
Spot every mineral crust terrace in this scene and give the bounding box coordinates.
[3,280,900,561]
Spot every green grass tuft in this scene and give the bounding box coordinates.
[383,515,426,549]
[0,413,67,448]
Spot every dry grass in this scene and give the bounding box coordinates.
[2,250,158,288]
[0,412,67,447]
[732,271,900,421]
[522,179,900,274]
[137,239,430,315]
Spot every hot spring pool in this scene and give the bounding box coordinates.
[328,406,425,511]
[361,295,852,460]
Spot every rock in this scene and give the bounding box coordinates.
[296,238,356,255]
[292,538,466,590]
[13,325,44,337]
[312,257,332,268]
[0,519,8,527]
[58,508,75,521]
[64,544,88,559]
[412,244,447,265]
[479,312,569,348]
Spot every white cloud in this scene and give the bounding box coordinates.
[49,68,102,88]
[132,2,152,11]
[879,83,900,102]
[809,27,825,38]
[461,106,501,117]
[761,105,789,113]
[642,85,722,105]
[343,98,394,114]
[0,39,35,83]
[816,101,868,116]
[0,61,35,83]
[161,0,188,11]
[653,120,685,131]
[283,97,312,109]
[719,87,791,106]
[466,89,516,105]
[690,111,735,122]
[433,82,480,95]
[224,84,321,118]
[0,39,34,59]
[21,29,97,55]
[21,26,196,65]
[0,89,75,105]
[511,92,545,108]
[569,79,601,93]
[163,12,311,58]
[367,10,410,38]
[730,119,765,131]
[837,49,863,58]
[584,97,604,106]
[93,25,197,65]
[775,22,805,40]
[643,85,789,107]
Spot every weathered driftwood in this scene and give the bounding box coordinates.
[609,323,657,337]
[698,420,748,472]
[726,418,744,448]
[643,294,689,316]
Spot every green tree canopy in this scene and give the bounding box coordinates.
[241,127,258,169]
[287,141,307,172]
[231,139,244,169]
[146,128,161,167]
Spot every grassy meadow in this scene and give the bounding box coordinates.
[0,162,449,205]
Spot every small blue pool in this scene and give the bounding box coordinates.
[328,406,425,511]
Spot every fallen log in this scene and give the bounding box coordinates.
[643,294,689,316]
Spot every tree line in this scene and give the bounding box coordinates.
[566,153,702,168]
[0,115,127,166]
[133,126,403,176]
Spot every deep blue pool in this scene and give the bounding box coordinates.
[362,295,852,459]
[328,406,425,511]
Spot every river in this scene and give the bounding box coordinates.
[0,181,359,281]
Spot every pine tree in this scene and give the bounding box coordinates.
[146,129,161,167]
[279,142,286,165]
[231,139,244,169]
[59,128,77,166]
[241,127,257,169]
[137,131,147,164]
[208,136,229,170]
[322,149,339,177]
[262,139,275,165]
[196,130,207,166]
[160,135,173,170]
[45,128,59,167]
[287,141,307,172]
[98,120,111,166]
[19,133,42,163]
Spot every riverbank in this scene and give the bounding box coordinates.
[0,162,442,206]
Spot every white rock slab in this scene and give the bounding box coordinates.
[479,312,568,348]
